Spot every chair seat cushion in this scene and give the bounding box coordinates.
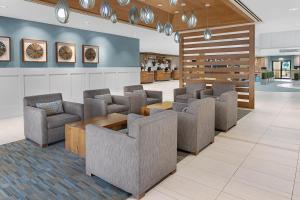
[47,113,81,129]
[146,98,161,105]
[107,104,129,114]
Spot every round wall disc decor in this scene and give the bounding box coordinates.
[85,48,96,61]
[0,42,6,57]
[59,45,73,60]
[26,43,44,59]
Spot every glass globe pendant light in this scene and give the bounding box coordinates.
[187,12,197,28]
[79,0,95,9]
[204,4,212,40]
[156,21,164,33]
[117,0,130,6]
[174,32,180,43]
[181,12,188,23]
[129,6,139,24]
[164,23,173,36]
[110,11,118,23]
[100,0,112,18]
[140,6,154,24]
[169,0,177,6]
[55,0,70,24]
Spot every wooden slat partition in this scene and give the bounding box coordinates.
[179,24,255,109]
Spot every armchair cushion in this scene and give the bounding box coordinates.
[107,104,129,114]
[47,113,81,129]
[95,94,113,105]
[146,98,161,105]
[36,100,64,116]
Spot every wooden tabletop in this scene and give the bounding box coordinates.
[145,101,173,110]
[65,113,127,130]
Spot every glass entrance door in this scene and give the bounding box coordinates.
[272,60,291,79]
[281,61,291,79]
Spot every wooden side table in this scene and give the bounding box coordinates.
[140,101,173,116]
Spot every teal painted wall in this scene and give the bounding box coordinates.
[0,16,139,68]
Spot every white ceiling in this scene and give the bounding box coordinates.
[0,0,179,55]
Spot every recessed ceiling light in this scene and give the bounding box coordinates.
[181,3,186,6]
[289,7,299,11]
[157,3,163,7]
[0,5,7,8]
[174,10,179,14]
[205,3,211,7]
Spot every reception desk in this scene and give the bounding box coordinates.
[154,71,171,81]
[140,71,155,84]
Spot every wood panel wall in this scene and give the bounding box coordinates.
[179,24,255,109]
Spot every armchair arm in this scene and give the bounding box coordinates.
[84,98,107,120]
[172,102,188,112]
[145,90,163,102]
[24,106,48,145]
[85,125,138,189]
[193,89,203,99]
[174,88,186,101]
[200,89,213,98]
[112,95,130,108]
[63,101,84,119]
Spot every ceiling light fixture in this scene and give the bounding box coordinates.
[187,12,197,28]
[181,3,186,7]
[55,0,70,24]
[157,3,163,7]
[100,0,112,18]
[117,0,131,6]
[140,5,154,24]
[164,23,173,36]
[288,7,299,11]
[174,32,180,43]
[79,0,95,9]
[129,6,139,24]
[156,21,164,33]
[110,11,118,23]
[169,0,177,6]
[204,3,212,40]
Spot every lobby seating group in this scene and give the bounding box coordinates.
[23,81,238,199]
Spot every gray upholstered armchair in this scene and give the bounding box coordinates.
[83,89,130,119]
[201,82,235,98]
[215,91,238,131]
[173,98,215,154]
[174,83,206,103]
[124,85,162,114]
[23,93,83,147]
[85,111,177,199]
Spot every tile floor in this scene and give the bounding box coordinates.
[1,80,300,200]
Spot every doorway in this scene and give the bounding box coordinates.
[272,60,291,79]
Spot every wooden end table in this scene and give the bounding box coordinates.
[65,113,127,157]
[140,101,173,116]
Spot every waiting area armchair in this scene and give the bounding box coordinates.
[86,111,177,199]
[124,85,162,114]
[201,82,235,98]
[174,83,206,103]
[173,98,215,154]
[83,89,130,119]
[24,93,83,147]
[215,91,238,131]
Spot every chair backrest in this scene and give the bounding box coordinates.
[186,83,206,95]
[83,89,111,99]
[212,82,235,96]
[24,93,63,107]
[124,85,144,93]
[220,91,238,109]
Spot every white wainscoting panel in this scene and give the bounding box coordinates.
[0,67,140,119]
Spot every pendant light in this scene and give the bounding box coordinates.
[100,1,112,18]
[140,6,154,24]
[79,0,95,9]
[204,4,212,40]
[55,0,70,24]
[181,12,188,23]
[156,21,164,33]
[169,0,177,6]
[187,12,197,28]
[129,6,139,24]
[117,0,130,6]
[164,14,173,36]
[111,11,118,23]
[174,32,180,43]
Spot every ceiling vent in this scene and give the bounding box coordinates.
[279,49,300,53]
[231,0,263,22]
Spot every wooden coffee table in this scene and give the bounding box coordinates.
[65,113,127,157]
[140,101,173,116]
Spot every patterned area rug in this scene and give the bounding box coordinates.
[0,109,251,200]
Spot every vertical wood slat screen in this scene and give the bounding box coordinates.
[179,24,255,109]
